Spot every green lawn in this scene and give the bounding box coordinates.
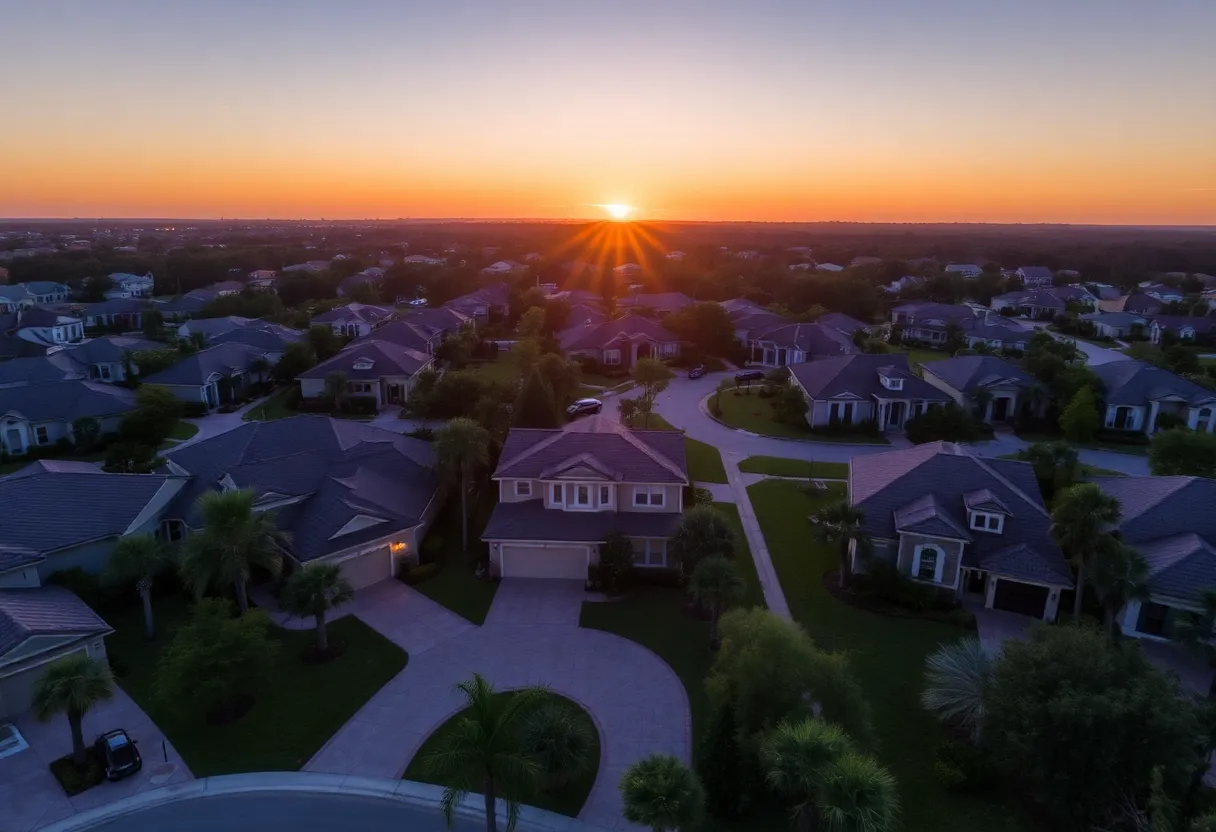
[893,347,952,367]
[1014,430,1149,456]
[738,456,848,479]
[413,489,500,624]
[996,453,1125,478]
[168,420,200,440]
[686,437,727,484]
[713,391,888,444]
[106,594,407,776]
[464,357,520,386]
[242,388,296,421]
[749,479,1029,832]
[403,691,599,817]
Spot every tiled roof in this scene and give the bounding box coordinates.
[297,341,431,380]
[1094,476,1216,546]
[141,342,267,386]
[209,323,304,352]
[0,587,112,656]
[178,316,257,338]
[1090,360,1216,407]
[559,315,681,351]
[817,312,870,335]
[752,323,858,358]
[1151,316,1216,336]
[66,336,161,366]
[19,308,81,328]
[789,354,951,402]
[494,416,688,485]
[0,352,87,386]
[894,494,973,539]
[892,302,979,323]
[922,356,1037,394]
[353,319,438,353]
[1017,266,1054,280]
[482,500,682,542]
[0,379,137,422]
[1133,533,1216,601]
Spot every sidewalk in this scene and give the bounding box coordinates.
[723,454,791,619]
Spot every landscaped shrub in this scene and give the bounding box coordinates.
[904,403,984,444]
[852,561,951,613]
[398,562,440,585]
[631,567,683,588]
[420,534,445,562]
[346,396,378,415]
[49,748,106,796]
[1094,428,1151,446]
[933,740,995,792]
[597,532,635,595]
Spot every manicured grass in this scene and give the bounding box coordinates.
[414,489,500,624]
[242,388,296,421]
[895,347,952,367]
[167,420,200,440]
[106,594,407,776]
[713,390,888,444]
[403,691,599,817]
[738,456,848,479]
[686,437,727,484]
[1014,430,1150,456]
[749,479,1030,832]
[464,357,520,386]
[996,453,1125,478]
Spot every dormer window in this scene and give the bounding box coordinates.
[969,511,1004,534]
[881,376,903,391]
[353,359,374,370]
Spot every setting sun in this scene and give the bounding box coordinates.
[601,203,634,220]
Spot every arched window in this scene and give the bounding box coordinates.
[914,545,943,582]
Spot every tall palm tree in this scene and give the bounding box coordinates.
[687,556,746,650]
[249,356,271,384]
[619,753,706,832]
[1050,483,1122,618]
[518,701,596,792]
[178,488,286,614]
[324,371,349,413]
[1088,539,1151,639]
[421,673,546,832]
[105,534,167,640]
[812,499,866,590]
[434,418,491,554]
[762,719,854,832]
[816,752,900,832]
[33,654,114,768]
[920,637,992,742]
[1020,440,1079,497]
[279,562,354,652]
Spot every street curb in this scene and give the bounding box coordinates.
[38,773,602,832]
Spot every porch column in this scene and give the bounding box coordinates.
[984,401,993,422]
[1147,400,1161,434]
[1044,588,1061,622]
[1121,600,1142,635]
[984,575,997,609]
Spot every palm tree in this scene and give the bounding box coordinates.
[816,752,900,832]
[1050,483,1122,618]
[105,534,167,640]
[762,719,854,832]
[619,754,705,832]
[920,637,992,742]
[178,488,287,614]
[1020,440,1078,496]
[812,499,866,590]
[249,356,271,384]
[1088,539,1150,639]
[279,562,354,652]
[324,371,349,413]
[33,654,114,768]
[434,418,491,554]
[421,673,546,832]
[687,556,746,650]
[518,701,596,792]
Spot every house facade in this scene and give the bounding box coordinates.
[140,342,272,409]
[13,308,84,346]
[559,315,681,369]
[0,381,137,455]
[107,273,154,298]
[1079,311,1146,339]
[890,302,980,345]
[1091,360,1216,434]
[921,356,1042,423]
[1015,266,1055,288]
[1150,316,1216,345]
[298,341,433,408]
[311,303,395,337]
[748,322,858,367]
[789,354,951,433]
[482,417,688,580]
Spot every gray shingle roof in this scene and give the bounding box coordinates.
[0,548,44,573]
[1090,360,1216,407]
[0,587,112,656]
[494,416,688,485]
[720,298,770,320]
[209,323,303,352]
[18,308,81,329]
[1151,316,1216,337]
[851,442,1071,586]
[311,303,395,327]
[298,340,431,380]
[0,352,87,386]
[922,356,1037,394]
[1080,311,1146,327]
[177,316,256,339]
[817,312,870,335]
[482,500,682,543]
[141,342,266,386]
[80,298,147,315]
[1017,266,1053,280]
[559,315,681,351]
[352,319,436,353]
[789,354,951,402]
[0,380,137,422]
[66,336,162,366]
[1132,533,1216,601]
[752,323,858,358]
[617,293,694,314]
[892,302,979,323]
[894,494,972,539]
[1094,476,1216,546]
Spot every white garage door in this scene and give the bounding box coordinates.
[337,549,390,590]
[501,546,588,580]
[1,649,85,719]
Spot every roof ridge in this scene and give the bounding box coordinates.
[966,453,1048,518]
[496,429,574,473]
[617,427,688,483]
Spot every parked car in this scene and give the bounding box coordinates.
[734,369,765,383]
[408,298,428,307]
[565,398,603,418]
[688,364,707,379]
[94,729,141,781]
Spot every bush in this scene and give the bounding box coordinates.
[346,395,378,415]
[933,760,966,790]
[933,740,994,792]
[598,531,635,595]
[406,428,435,441]
[46,567,125,612]
[420,534,445,562]
[398,562,440,585]
[49,748,106,796]
[693,487,713,506]
[632,567,683,588]
[904,403,984,444]
[853,561,953,613]
[1093,428,1152,446]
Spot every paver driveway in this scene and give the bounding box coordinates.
[306,581,690,831]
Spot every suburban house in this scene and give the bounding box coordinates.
[1139,283,1186,303]
[65,336,162,383]
[1150,316,1216,345]
[1079,311,1147,339]
[945,264,983,278]
[74,297,146,331]
[481,260,528,277]
[921,356,1042,423]
[247,269,279,290]
[443,283,511,320]
[788,354,951,433]
[311,302,395,338]
[559,315,681,369]
[882,275,926,295]
[0,381,137,454]
[748,322,858,367]
[140,342,273,409]
[0,283,71,312]
[990,286,1097,318]
[957,317,1034,352]
[565,302,608,330]
[358,309,471,355]
[850,442,1073,621]
[152,288,217,321]
[204,280,245,297]
[1100,293,1162,317]
[890,302,980,344]
[107,272,155,298]
[1094,476,1216,640]
[481,416,688,579]
[208,322,304,362]
[11,308,85,347]
[816,263,844,272]
[175,315,258,342]
[1090,360,1216,434]
[297,341,433,409]
[337,268,385,298]
[818,312,871,337]
[283,260,333,273]
[617,292,694,317]
[1015,266,1055,288]
[163,417,442,590]
[0,353,87,387]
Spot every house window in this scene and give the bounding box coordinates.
[35,426,49,445]
[632,539,668,567]
[572,484,592,508]
[633,486,665,507]
[551,483,564,507]
[599,485,612,507]
[157,520,186,542]
[661,342,676,355]
[349,382,373,394]
[603,349,622,365]
[99,364,112,380]
[913,545,943,582]
[515,481,532,497]
[969,512,1004,533]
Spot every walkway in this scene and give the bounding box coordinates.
[723,454,791,619]
[305,581,690,831]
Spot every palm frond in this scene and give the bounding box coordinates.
[920,637,991,740]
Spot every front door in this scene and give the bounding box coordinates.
[887,401,905,427]
[992,397,1009,421]
[4,428,23,453]
[777,348,787,367]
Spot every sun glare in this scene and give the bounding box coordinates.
[601,203,634,220]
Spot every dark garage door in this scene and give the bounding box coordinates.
[992,579,1049,618]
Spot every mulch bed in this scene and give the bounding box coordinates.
[300,636,349,665]
[822,570,976,629]
[206,694,256,726]
[49,747,106,796]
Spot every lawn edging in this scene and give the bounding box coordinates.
[697,393,891,446]
[738,456,848,479]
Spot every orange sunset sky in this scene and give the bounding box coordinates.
[2,0,1214,225]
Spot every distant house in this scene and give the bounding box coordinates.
[1091,360,1216,434]
[957,317,1034,352]
[298,341,433,409]
[480,260,527,277]
[613,263,644,279]
[311,303,395,338]
[889,302,980,345]
[209,322,304,362]
[1079,311,1147,339]
[921,356,1042,423]
[443,283,511,320]
[176,316,258,342]
[815,263,844,272]
[282,260,332,273]
[65,336,161,383]
[481,417,688,579]
[1015,266,1054,288]
[818,312,871,337]
[24,281,70,304]
[1150,316,1216,345]
[990,286,1097,318]
[140,342,273,409]
[748,323,858,368]
[559,315,681,369]
[107,272,154,298]
[337,268,386,298]
[152,288,218,321]
[77,297,146,330]
[0,283,71,312]
[401,255,446,267]
[617,292,694,317]
[788,354,950,433]
[883,275,926,295]
[1139,283,1186,303]
[945,264,983,279]
[850,256,882,268]
[247,269,279,290]
[665,251,686,261]
[0,381,137,455]
[13,308,84,346]
[0,353,87,387]
[850,442,1072,621]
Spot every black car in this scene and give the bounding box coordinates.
[688,364,707,379]
[565,398,603,417]
[95,729,141,781]
[734,369,765,383]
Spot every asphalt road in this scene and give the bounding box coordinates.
[84,793,485,832]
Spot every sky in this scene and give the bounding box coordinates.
[1,0,1214,224]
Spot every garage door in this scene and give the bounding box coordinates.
[1,649,85,719]
[501,546,588,580]
[338,549,390,590]
[992,579,1049,618]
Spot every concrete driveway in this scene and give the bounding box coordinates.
[1,687,191,832]
[306,581,690,831]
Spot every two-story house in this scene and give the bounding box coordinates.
[921,356,1043,423]
[1015,266,1055,288]
[789,354,951,433]
[311,302,395,338]
[482,417,689,580]
[889,302,980,345]
[1091,360,1216,434]
[850,442,1073,621]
